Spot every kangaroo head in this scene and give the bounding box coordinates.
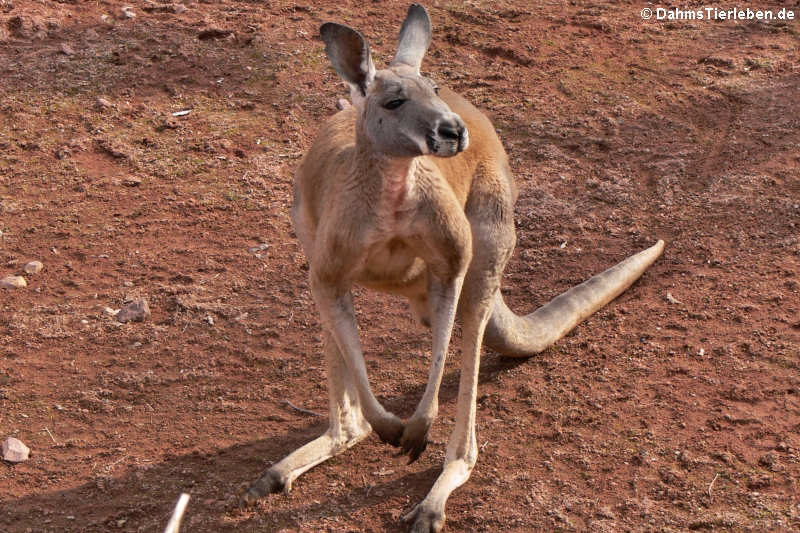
[320,4,468,158]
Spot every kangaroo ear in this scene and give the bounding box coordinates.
[320,22,375,97]
[391,4,431,72]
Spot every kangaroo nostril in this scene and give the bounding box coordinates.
[437,123,462,141]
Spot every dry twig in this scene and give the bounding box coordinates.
[707,472,719,497]
[285,400,324,417]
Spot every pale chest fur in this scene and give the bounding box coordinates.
[374,157,420,228]
[356,159,428,288]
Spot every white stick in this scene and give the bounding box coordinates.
[163,493,191,533]
[707,472,719,497]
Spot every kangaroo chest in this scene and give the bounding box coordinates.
[358,234,426,289]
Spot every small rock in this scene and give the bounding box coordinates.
[55,145,72,159]
[747,474,771,489]
[249,243,270,253]
[665,292,681,304]
[103,306,120,317]
[2,437,30,463]
[758,452,783,472]
[96,139,130,159]
[8,15,47,39]
[23,261,43,275]
[96,97,113,109]
[122,176,142,187]
[711,451,735,465]
[198,28,234,40]
[120,6,136,19]
[0,275,27,289]
[146,3,188,14]
[699,56,735,69]
[123,280,134,287]
[336,98,351,110]
[85,28,100,41]
[204,315,215,326]
[116,299,150,323]
[59,42,75,56]
[157,117,180,130]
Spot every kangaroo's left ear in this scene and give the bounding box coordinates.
[391,4,432,73]
[320,22,375,98]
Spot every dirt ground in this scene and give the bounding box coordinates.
[1,1,798,531]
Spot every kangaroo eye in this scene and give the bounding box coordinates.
[383,99,405,110]
[433,86,440,95]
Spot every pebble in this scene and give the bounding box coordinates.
[120,6,136,19]
[24,261,43,275]
[96,97,113,109]
[59,42,75,56]
[249,243,270,253]
[7,15,48,39]
[0,275,27,289]
[198,28,235,40]
[2,437,30,463]
[115,299,150,323]
[665,291,681,304]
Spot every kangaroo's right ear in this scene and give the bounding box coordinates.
[320,23,375,100]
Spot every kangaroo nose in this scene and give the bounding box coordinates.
[437,121,464,141]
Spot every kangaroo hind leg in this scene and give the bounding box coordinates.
[242,331,371,503]
[406,195,515,532]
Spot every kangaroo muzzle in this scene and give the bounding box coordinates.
[427,115,468,156]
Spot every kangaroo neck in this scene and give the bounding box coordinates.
[353,120,419,218]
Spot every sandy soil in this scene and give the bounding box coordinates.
[1,1,798,531]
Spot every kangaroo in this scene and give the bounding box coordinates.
[243,5,664,531]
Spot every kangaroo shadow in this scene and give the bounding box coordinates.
[0,351,531,533]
